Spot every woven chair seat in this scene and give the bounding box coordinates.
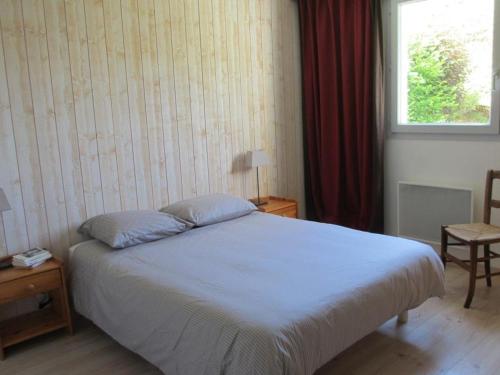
[446,223,500,243]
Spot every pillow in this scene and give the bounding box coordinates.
[160,194,257,226]
[78,210,193,249]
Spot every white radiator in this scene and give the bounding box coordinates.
[397,182,473,243]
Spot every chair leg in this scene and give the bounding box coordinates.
[440,226,448,268]
[484,244,492,287]
[464,243,478,309]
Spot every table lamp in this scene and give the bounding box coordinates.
[246,150,270,206]
[0,188,10,214]
[0,188,11,255]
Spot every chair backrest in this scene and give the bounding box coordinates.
[484,170,500,224]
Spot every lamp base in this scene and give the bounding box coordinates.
[250,197,268,206]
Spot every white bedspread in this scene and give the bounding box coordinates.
[70,212,444,375]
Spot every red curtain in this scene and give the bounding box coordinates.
[298,0,383,232]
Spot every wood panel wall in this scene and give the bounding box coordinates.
[0,0,304,257]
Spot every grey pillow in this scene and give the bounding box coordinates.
[78,210,193,249]
[160,194,257,226]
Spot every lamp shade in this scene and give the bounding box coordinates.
[0,188,10,212]
[246,150,270,168]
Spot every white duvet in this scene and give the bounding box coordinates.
[70,212,444,375]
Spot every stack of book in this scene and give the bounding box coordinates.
[12,248,52,269]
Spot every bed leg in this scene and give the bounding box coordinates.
[397,311,408,324]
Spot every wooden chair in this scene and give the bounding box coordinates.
[441,170,500,308]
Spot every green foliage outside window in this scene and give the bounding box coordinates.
[407,37,490,124]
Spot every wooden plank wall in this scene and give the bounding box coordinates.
[0,0,304,257]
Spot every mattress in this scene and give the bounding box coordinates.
[70,212,445,375]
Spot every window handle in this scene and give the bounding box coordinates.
[494,70,500,91]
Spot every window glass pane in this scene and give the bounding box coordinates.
[398,0,495,125]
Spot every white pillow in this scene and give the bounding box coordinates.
[160,194,257,226]
[78,210,193,249]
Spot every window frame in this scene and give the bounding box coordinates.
[388,0,500,135]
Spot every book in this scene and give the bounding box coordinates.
[12,248,52,268]
[12,258,49,269]
[13,248,49,261]
[12,253,51,266]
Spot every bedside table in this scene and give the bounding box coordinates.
[0,257,73,359]
[256,196,298,218]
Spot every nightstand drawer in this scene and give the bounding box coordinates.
[273,207,298,218]
[0,270,61,303]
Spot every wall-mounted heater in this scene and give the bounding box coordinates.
[397,182,473,244]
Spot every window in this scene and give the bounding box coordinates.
[389,0,500,134]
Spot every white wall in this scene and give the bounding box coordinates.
[385,134,500,237]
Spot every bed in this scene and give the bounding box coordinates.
[69,211,444,375]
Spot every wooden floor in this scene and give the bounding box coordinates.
[1,264,500,375]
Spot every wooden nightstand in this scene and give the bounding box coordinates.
[256,196,298,218]
[0,257,73,359]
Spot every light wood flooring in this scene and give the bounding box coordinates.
[1,263,500,375]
